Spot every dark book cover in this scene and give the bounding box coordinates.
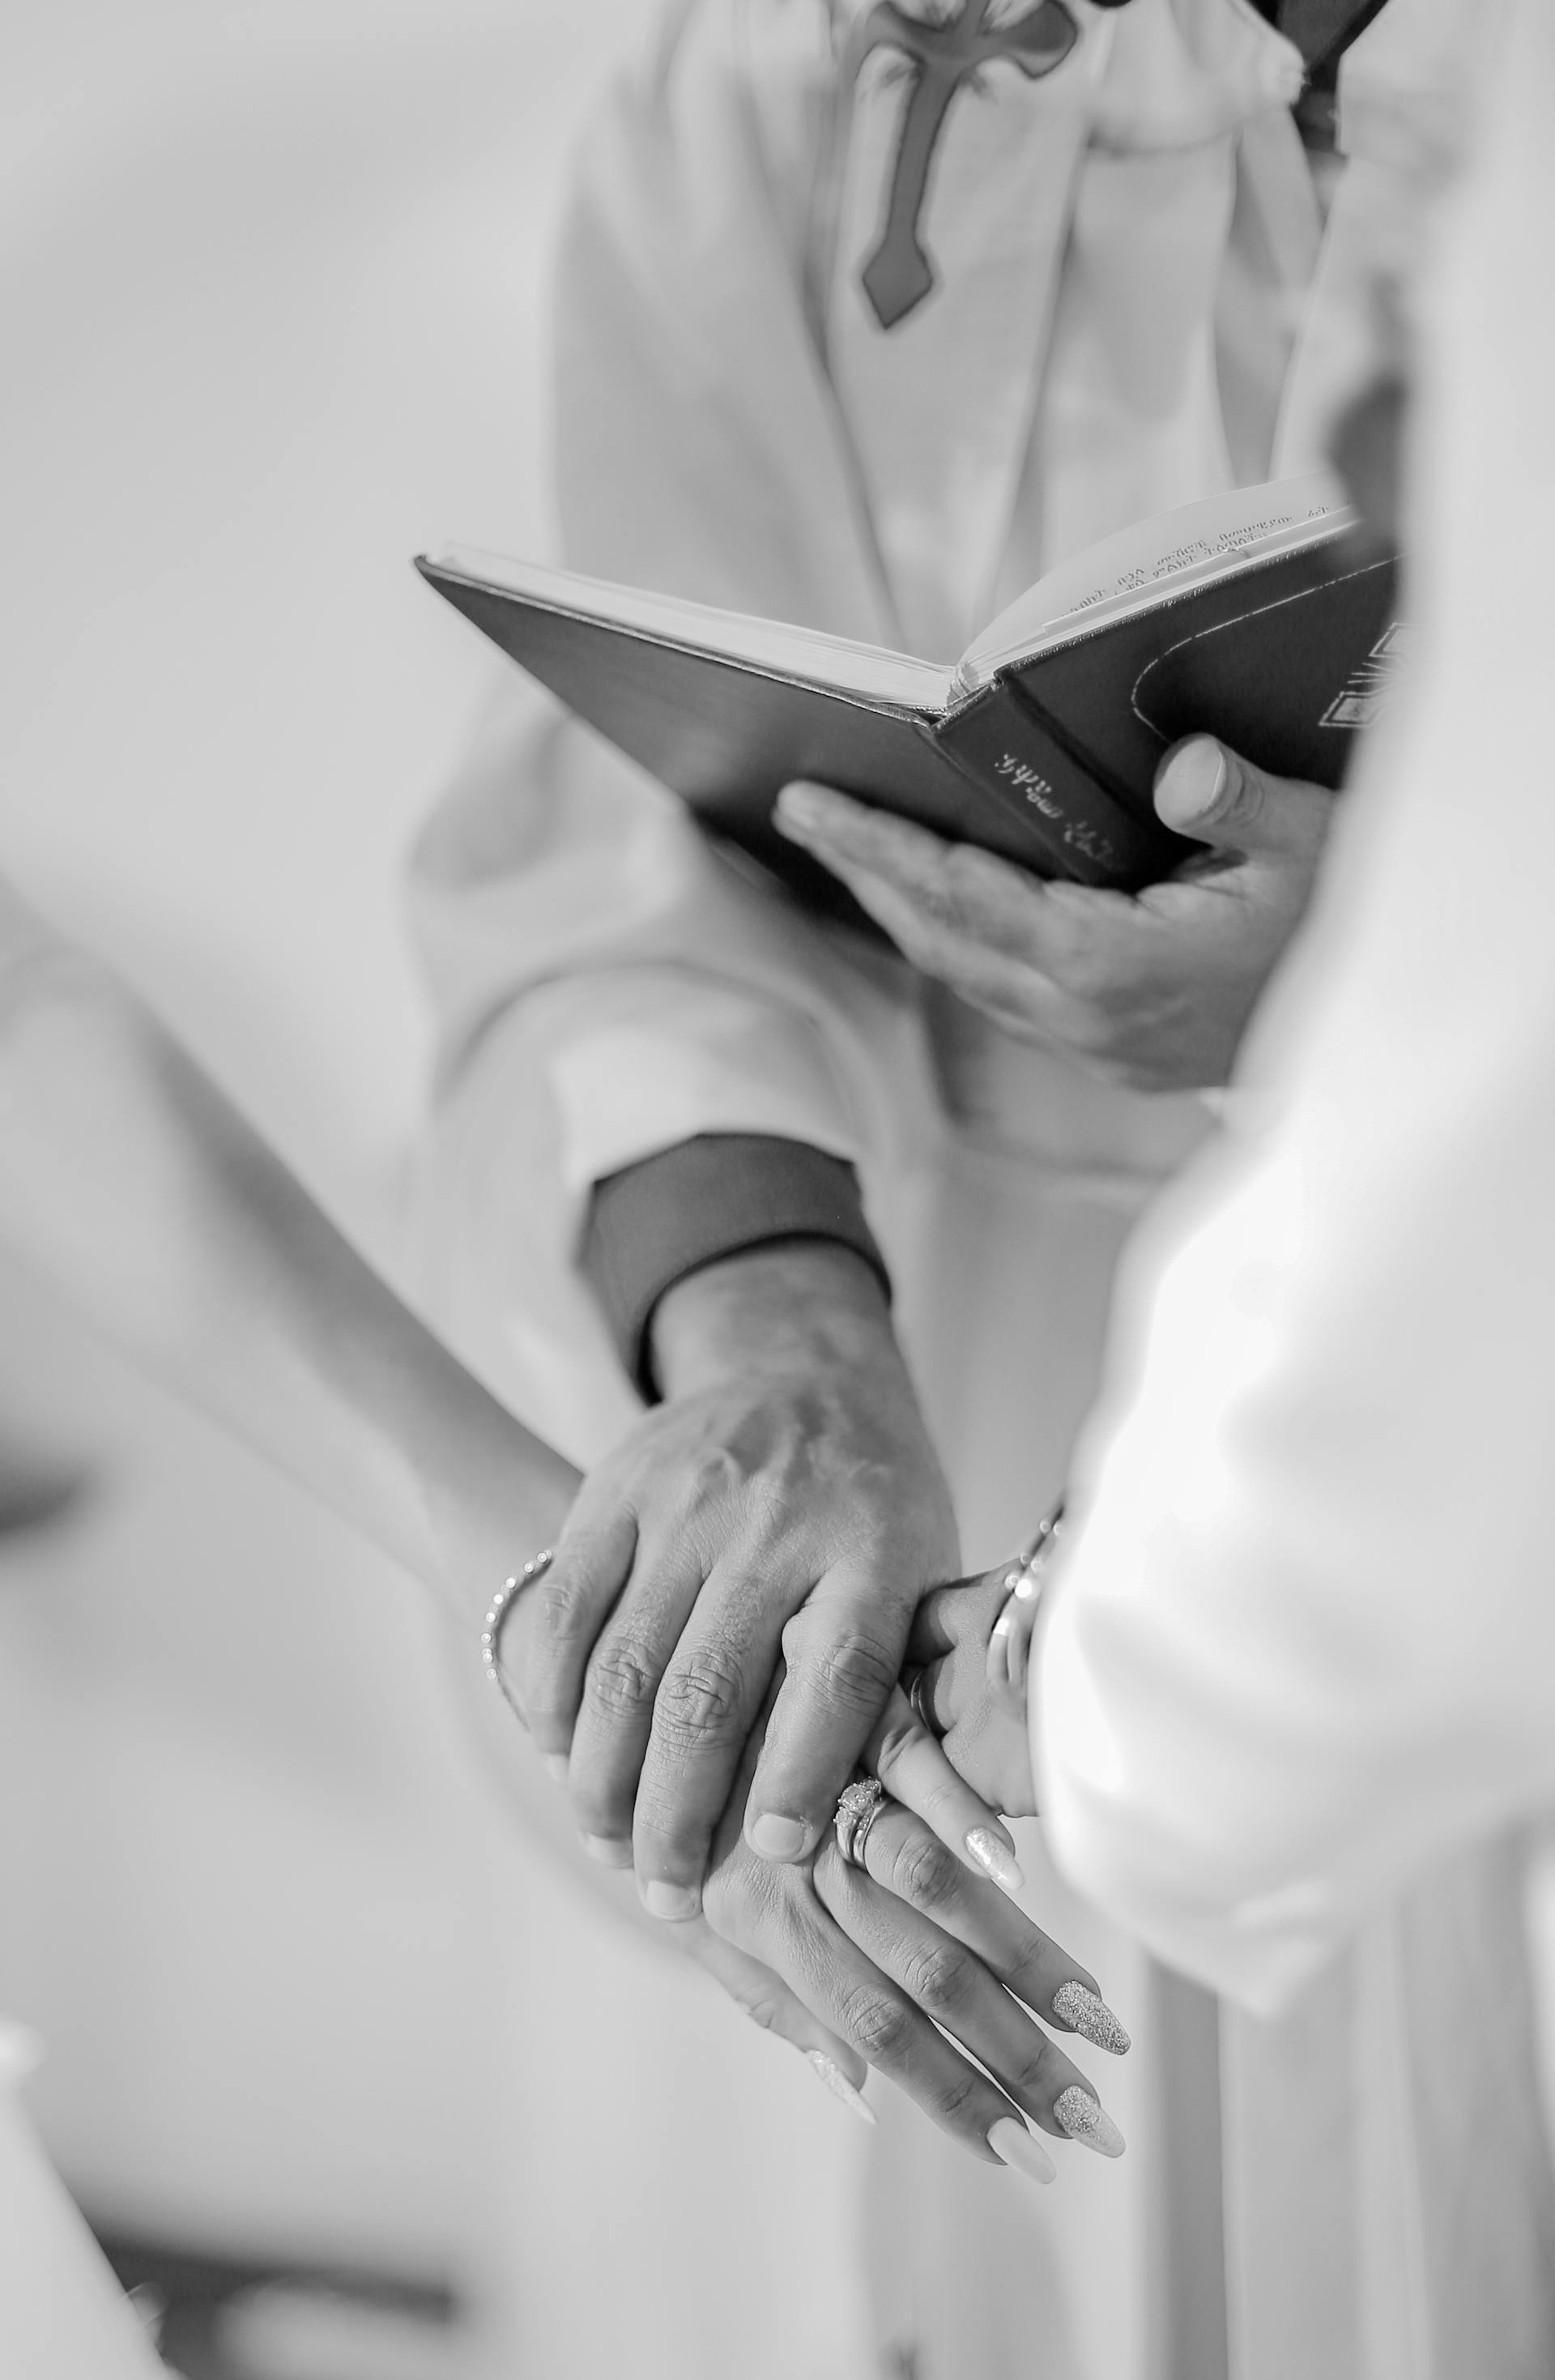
[418,528,1404,904]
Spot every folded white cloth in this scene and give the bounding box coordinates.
[0,2022,164,2379]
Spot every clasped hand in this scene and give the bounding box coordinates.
[496,1239,1123,2163]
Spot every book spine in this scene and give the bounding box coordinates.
[934,682,1180,890]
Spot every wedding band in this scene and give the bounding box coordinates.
[850,1789,890,1869]
[834,1776,885,1867]
[905,1665,943,1740]
[480,1548,555,1728]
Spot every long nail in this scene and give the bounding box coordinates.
[640,1879,700,1921]
[988,2116,1056,2186]
[748,1814,807,1861]
[965,1828,1025,1896]
[543,1754,569,1786]
[805,2052,875,2126]
[1054,2086,1127,2157]
[1051,1981,1131,2056]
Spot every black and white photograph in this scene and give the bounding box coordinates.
[3,2,1553,2374]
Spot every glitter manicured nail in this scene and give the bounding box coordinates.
[805,2052,875,2126]
[1051,1981,1131,2056]
[1054,2086,1127,2157]
[965,1828,1025,1896]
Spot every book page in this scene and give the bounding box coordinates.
[956,473,1353,693]
[426,547,956,713]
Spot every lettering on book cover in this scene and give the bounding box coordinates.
[993,754,1118,868]
[1320,623,1412,730]
[995,751,1061,820]
[1063,820,1120,868]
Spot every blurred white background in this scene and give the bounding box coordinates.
[0,6,865,2374]
[2,11,875,2373]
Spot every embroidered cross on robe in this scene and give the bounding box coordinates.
[848,0,1081,330]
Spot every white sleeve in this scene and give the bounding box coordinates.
[406,8,928,1424]
[1033,0,1555,2015]
[407,680,927,1450]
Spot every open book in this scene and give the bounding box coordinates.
[417,474,1404,896]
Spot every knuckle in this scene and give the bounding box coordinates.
[583,1638,659,1723]
[807,1627,900,1718]
[653,1649,748,1755]
[534,1570,594,1653]
[933,2062,987,2130]
[1219,759,1263,834]
[871,1705,918,1778]
[901,1939,974,2022]
[839,1985,915,2067]
[940,843,1004,923]
[1009,2037,1059,2102]
[737,1992,785,2034]
[891,1831,962,1910]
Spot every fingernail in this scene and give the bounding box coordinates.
[775,782,826,832]
[543,1754,569,1786]
[988,2116,1056,2186]
[805,2051,875,2126]
[1054,2085,1127,2157]
[1051,1981,1131,2057]
[641,1879,701,1921]
[583,1835,633,1869]
[1159,737,1225,825]
[965,1828,1025,1896]
[749,1814,808,1861]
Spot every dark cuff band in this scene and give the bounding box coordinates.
[580,1132,890,1398]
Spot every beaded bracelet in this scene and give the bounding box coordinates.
[479,1548,554,1728]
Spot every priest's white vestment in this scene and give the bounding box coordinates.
[1037,2,1555,2366]
[410,3,1501,2374]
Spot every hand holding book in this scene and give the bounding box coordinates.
[775,736,1336,1093]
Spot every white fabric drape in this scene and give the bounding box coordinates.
[1036,5,1555,2369]
[1039,0,1555,2082]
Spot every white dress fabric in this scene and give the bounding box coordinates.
[0,2024,164,2378]
[409,4,1503,2374]
[1037,0,1555,2366]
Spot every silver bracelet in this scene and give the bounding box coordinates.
[480,1548,554,1729]
[986,1496,1065,1704]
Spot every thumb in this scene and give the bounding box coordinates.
[1153,737,1333,864]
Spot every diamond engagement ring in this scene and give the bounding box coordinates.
[834,1776,888,1869]
[481,1548,555,1728]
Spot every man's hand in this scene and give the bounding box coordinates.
[501,1241,959,1913]
[773,736,1336,1091]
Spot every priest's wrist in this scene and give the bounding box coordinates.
[648,1239,906,1401]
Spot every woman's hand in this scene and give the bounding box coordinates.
[905,1567,1042,1819]
[693,1730,1128,2171]
[773,737,1336,1092]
